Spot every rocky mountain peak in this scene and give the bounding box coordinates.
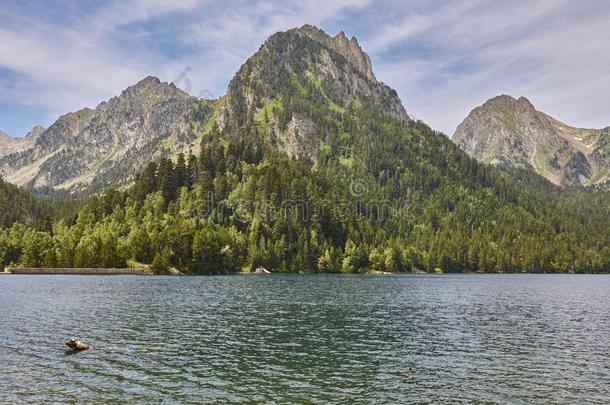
[482,95,534,111]
[24,125,46,140]
[219,24,409,162]
[289,24,375,81]
[138,75,161,85]
[117,75,190,101]
[0,126,46,159]
[0,76,200,193]
[454,95,610,187]
[223,24,407,127]
[334,30,348,43]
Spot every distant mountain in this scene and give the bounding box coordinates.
[0,126,45,158]
[24,125,46,141]
[453,95,610,187]
[0,77,210,194]
[0,130,12,152]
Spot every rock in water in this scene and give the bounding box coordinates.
[254,267,271,274]
[66,338,91,351]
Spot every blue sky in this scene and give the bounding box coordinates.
[1,0,609,137]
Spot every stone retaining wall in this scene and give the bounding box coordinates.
[5,267,146,275]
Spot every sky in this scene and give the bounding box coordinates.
[1,0,609,137]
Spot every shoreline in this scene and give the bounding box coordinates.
[2,268,606,276]
[3,267,149,275]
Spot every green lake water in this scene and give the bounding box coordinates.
[1,274,608,403]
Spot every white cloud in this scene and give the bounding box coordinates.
[0,0,204,123]
[90,0,202,31]
[367,0,610,134]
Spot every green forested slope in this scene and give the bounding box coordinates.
[0,177,51,229]
[2,107,609,273]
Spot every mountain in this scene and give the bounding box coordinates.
[23,125,46,142]
[220,24,409,162]
[0,77,210,194]
[453,95,610,187]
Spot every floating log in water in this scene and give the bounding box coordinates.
[5,267,146,275]
[66,338,91,351]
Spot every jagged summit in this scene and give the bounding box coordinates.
[136,75,161,85]
[480,95,536,113]
[115,76,191,102]
[288,24,375,81]
[0,125,45,143]
[218,24,409,162]
[454,95,610,187]
[0,75,200,193]
[124,75,163,93]
[126,75,180,91]
[24,125,45,140]
[236,24,405,117]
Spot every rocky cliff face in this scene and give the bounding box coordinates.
[0,77,204,193]
[220,24,409,161]
[453,95,610,187]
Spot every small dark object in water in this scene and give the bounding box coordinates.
[66,338,91,351]
[405,367,416,374]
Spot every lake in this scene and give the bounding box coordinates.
[1,274,609,403]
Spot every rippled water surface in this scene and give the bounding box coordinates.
[1,274,609,403]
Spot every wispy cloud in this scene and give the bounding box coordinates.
[365,0,610,134]
[0,0,608,137]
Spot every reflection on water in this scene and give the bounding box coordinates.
[1,274,609,403]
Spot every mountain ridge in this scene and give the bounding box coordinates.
[2,25,608,195]
[0,76,204,194]
[0,25,410,194]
